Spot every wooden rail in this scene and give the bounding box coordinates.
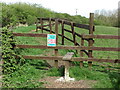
[22,55,120,63]
[13,33,47,37]
[82,34,120,39]
[37,18,90,30]
[15,45,120,51]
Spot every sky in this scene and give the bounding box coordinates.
[0,0,119,17]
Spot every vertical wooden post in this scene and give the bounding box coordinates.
[36,18,38,32]
[40,18,43,33]
[54,19,59,68]
[80,35,84,68]
[71,22,78,54]
[71,22,76,46]
[88,13,94,69]
[49,18,52,34]
[61,20,64,45]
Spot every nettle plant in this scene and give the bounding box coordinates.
[2,27,25,74]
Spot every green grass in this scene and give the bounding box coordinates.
[7,24,119,88]
[3,63,46,88]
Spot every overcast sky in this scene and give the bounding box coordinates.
[0,0,119,17]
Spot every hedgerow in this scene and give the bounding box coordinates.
[2,27,25,74]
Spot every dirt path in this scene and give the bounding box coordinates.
[39,76,97,88]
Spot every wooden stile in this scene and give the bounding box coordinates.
[13,16,120,71]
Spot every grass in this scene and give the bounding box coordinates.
[3,63,46,88]
[4,24,119,88]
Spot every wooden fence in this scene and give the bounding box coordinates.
[13,13,120,69]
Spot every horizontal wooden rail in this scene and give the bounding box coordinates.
[82,34,120,39]
[16,45,120,51]
[23,55,63,60]
[73,57,120,63]
[37,18,90,30]
[13,33,47,37]
[22,55,120,63]
[37,23,55,28]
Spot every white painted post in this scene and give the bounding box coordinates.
[64,61,70,81]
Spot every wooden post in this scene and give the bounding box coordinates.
[71,22,78,54]
[88,13,94,69]
[61,20,64,45]
[80,35,84,68]
[49,18,52,34]
[54,19,59,68]
[63,52,74,81]
[71,22,76,46]
[36,19,38,32]
[40,18,43,33]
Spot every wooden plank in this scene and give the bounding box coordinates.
[73,57,120,63]
[63,52,74,60]
[82,34,120,39]
[13,33,47,37]
[23,55,63,60]
[21,55,120,63]
[16,45,120,51]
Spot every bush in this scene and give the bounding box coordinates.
[2,27,25,74]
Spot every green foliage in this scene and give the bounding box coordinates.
[2,27,25,74]
[1,2,90,27]
[2,63,45,88]
[70,66,120,88]
[94,9,118,27]
[47,67,61,76]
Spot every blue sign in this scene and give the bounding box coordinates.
[47,34,56,46]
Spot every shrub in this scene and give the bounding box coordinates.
[2,27,25,74]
